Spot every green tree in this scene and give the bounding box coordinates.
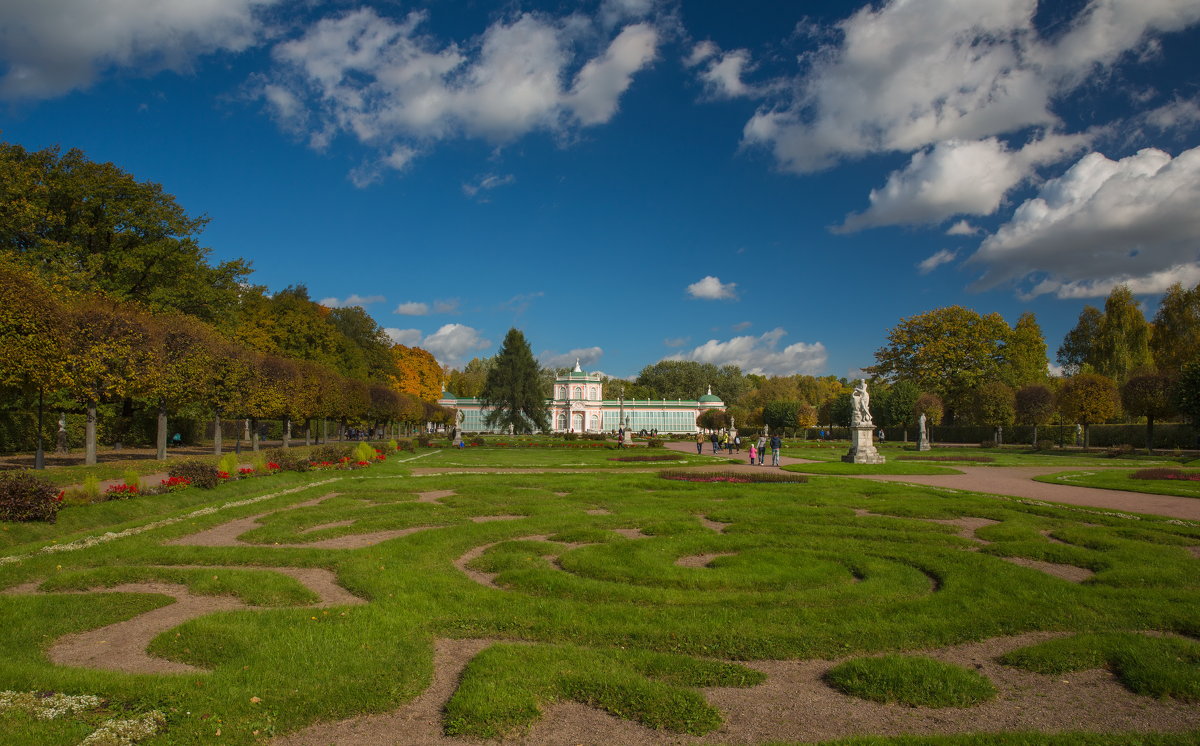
[971,382,1016,445]
[1015,384,1055,446]
[914,393,944,443]
[328,305,397,382]
[1150,282,1200,376]
[143,313,218,459]
[1121,374,1178,454]
[762,401,802,434]
[1057,306,1103,376]
[1058,373,1121,449]
[999,312,1048,387]
[881,380,920,441]
[1178,359,1200,428]
[795,403,818,439]
[636,361,747,404]
[871,306,1010,419]
[0,141,251,324]
[1093,286,1154,383]
[448,357,494,398]
[481,329,550,434]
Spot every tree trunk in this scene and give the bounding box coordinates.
[34,389,45,470]
[1033,425,1039,447]
[339,417,347,442]
[251,417,260,451]
[155,403,168,461]
[213,413,223,456]
[305,418,312,446]
[85,402,98,466]
[283,418,291,448]
[1146,416,1155,455]
[321,417,327,444]
[1083,424,1091,450]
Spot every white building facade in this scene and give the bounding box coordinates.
[439,361,724,434]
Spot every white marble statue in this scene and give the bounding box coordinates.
[851,379,873,427]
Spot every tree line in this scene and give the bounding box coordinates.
[0,141,453,465]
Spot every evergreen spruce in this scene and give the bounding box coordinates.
[481,328,550,433]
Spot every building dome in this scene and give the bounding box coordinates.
[697,385,723,406]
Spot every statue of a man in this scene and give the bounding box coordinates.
[851,378,873,426]
[918,412,927,439]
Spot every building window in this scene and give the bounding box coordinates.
[574,387,582,399]
[589,415,598,430]
[557,414,567,430]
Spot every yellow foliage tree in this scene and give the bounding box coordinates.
[391,345,442,402]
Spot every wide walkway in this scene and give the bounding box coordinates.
[663,440,1200,521]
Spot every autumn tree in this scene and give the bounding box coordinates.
[448,357,494,398]
[1015,384,1056,446]
[481,329,550,434]
[61,298,153,464]
[143,313,220,459]
[391,345,443,401]
[1121,374,1177,454]
[1058,373,1121,449]
[871,306,1010,419]
[1150,282,1200,376]
[0,257,68,467]
[795,403,818,438]
[914,393,944,443]
[243,355,297,451]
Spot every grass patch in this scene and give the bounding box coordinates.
[898,455,995,463]
[659,470,808,483]
[1000,633,1200,701]
[1035,470,1200,499]
[784,443,1181,468]
[825,655,997,707]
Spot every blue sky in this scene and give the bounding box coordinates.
[3,0,1199,380]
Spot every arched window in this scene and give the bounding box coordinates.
[574,387,582,399]
[558,386,566,399]
[590,387,598,400]
[557,414,567,430]
[589,415,599,431]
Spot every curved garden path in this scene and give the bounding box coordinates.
[661,441,1200,521]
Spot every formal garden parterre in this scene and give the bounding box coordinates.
[1,444,1199,745]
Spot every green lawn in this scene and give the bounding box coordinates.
[414,445,728,468]
[783,442,1185,467]
[783,461,962,476]
[1,458,1198,744]
[1035,469,1200,499]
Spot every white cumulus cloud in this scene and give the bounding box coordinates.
[836,134,1090,231]
[0,0,279,100]
[741,0,1200,173]
[260,7,659,180]
[686,275,737,300]
[685,41,757,100]
[394,302,430,316]
[384,328,422,346]
[971,145,1200,298]
[462,173,515,198]
[667,328,827,376]
[419,323,492,367]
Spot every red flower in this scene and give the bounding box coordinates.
[239,467,254,475]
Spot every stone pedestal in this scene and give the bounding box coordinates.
[842,425,886,464]
[917,434,931,451]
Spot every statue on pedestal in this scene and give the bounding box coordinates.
[842,378,885,465]
[917,412,931,451]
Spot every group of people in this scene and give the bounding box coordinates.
[695,431,783,466]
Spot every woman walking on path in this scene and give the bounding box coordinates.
[757,435,767,466]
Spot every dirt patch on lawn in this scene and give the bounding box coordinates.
[611,527,650,539]
[273,631,1200,745]
[415,490,456,504]
[927,516,999,543]
[698,516,731,533]
[675,553,737,568]
[298,520,356,534]
[585,508,611,515]
[1000,556,1095,582]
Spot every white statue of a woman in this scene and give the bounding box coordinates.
[851,378,873,426]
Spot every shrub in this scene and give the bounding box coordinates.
[584,433,606,441]
[311,444,354,463]
[1035,439,1055,451]
[562,432,578,441]
[217,452,239,476]
[470,436,486,446]
[387,439,398,451]
[0,471,62,522]
[122,470,140,489]
[416,433,432,448]
[1106,444,1136,458]
[395,438,415,452]
[265,448,312,473]
[647,438,664,448]
[168,460,222,489]
[980,439,997,449]
[80,475,100,502]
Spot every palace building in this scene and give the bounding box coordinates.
[439,361,725,434]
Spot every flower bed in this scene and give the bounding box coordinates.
[608,455,680,462]
[1130,468,1200,482]
[104,483,139,498]
[659,470,808,484]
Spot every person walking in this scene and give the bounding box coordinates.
[733,434,741,453]
[711,432,719,453]
[749,444,757,465]
[757,434,767,466]
[695,431,704,454]
[720,431,729,453]
[617,428,625,449]
[770,434,782,467]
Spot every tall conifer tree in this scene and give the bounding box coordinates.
[481,328,550,433]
